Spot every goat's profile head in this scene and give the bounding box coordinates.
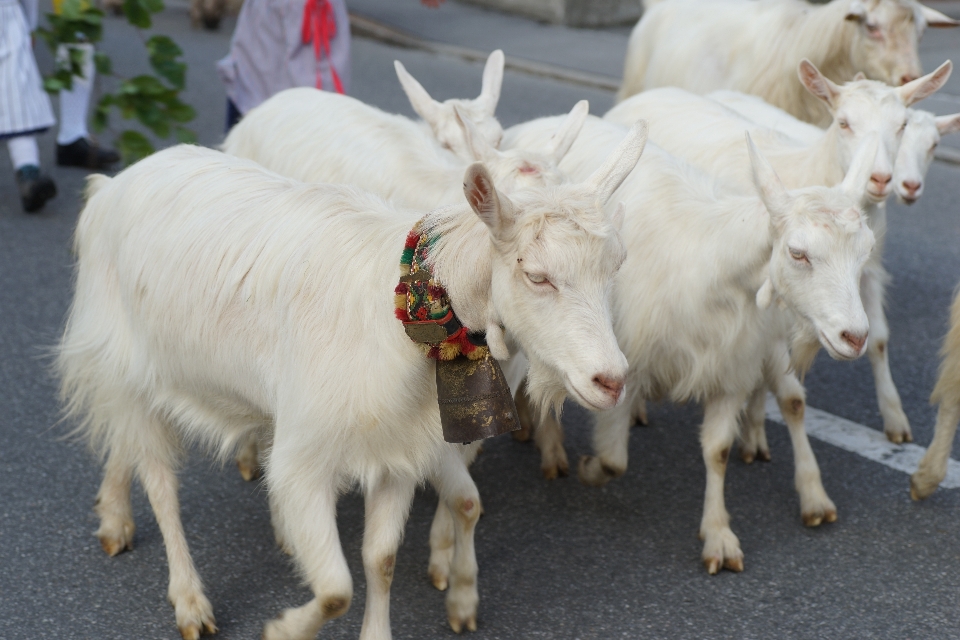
[894,109,960,203]
[453,100,589,192]
[798,59,951,202]
[844,0,955,87]
[395,50,505,159]
[459,121,647,414]
[749,133,876,364]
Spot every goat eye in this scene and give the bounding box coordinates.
[838,120,849,129]
[789,248,810,264]
[525,272,555,289]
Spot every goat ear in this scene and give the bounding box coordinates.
[840,133,879,200]
[586,120,647,204]
[935,113,960,135]
[477,50,505,116]
[844,0,866,21]
[746,133,791,219]
[853,71,866,81]
[549,100,589,164]
[798,59,840,110]
[395,60,441,123]
[612,202,626,233]
[899,60,952,106]
[756,278,774,310]
[464,163,512,233]
[454,105,497,162]
[919,4,960,27]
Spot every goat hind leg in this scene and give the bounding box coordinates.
[235,429,261,481]
[135,424,216,639]
[911,400,960,500]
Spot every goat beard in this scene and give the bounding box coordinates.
[789,322,822,380]
[525,358,568,421]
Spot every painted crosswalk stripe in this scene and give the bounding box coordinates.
[765,395,960,489]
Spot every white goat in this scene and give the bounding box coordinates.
[606,61,952,447]
[223,89,588,480]
[911,286,960,499]
[56,130,645,639]
[394,51,506,158]
[223,87,584,213]
[620,0,957,125]
[506,115,877,573]
[708,89,960,204]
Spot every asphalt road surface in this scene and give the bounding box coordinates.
[2,4,959,640]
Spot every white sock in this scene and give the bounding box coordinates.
[7,136,41,170]
[57,43,95,146]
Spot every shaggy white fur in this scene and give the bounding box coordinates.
[619,0,957,125]
[56,130,645,639]
[505,115,876,574]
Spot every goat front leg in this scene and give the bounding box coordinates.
[911,400,960,500]
[95,448,136,557]
[739,384,771,464]
[769,365,836,527]
[579,399,632,487]
[699,394,745,575]
[429,445,481,633]
[360,473,416,640]
[263,444,353,640]
[862,267,912,443]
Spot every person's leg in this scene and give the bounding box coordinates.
[7,135,56,213]
[225,98,242,133]
[56,43,119,169]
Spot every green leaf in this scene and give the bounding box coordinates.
[118,130,154,165]
[94,52,112,75]
[165,101,196,123]
[43,77,65,93]
[92,105,110,132]
[174,127,197,144]
[143,0,165,12]
[122,0,152,28]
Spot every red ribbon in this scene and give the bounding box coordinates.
[301,0,344,94]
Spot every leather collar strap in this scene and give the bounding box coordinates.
[394,222,488,361]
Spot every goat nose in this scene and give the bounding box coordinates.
[902,180,921,194]
[841,331,867,353]
[900,74,918,85]
[593,374,625,401]
[870,173,892,186]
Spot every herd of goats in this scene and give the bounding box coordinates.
[50,0,960,638]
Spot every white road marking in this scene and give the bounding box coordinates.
[765,395,960,489]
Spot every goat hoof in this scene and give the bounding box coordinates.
[429,567,449,591]
[740,450,755,465]
[802,512,823,527]
[237,459,261,482]
[96,519,135,557]
[910,471,939,501]
[577,455,620,487]
[448,613,477,634]
[757,449,771,462]
[703,556,722,575]
[723,556,744,573]
[174,592,216,640]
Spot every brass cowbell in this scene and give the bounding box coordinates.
[435,346,520,444]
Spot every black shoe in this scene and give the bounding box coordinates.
[15,165,57,213]
[56,137,120,170]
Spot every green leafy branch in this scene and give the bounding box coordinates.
[36,0,196,165]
